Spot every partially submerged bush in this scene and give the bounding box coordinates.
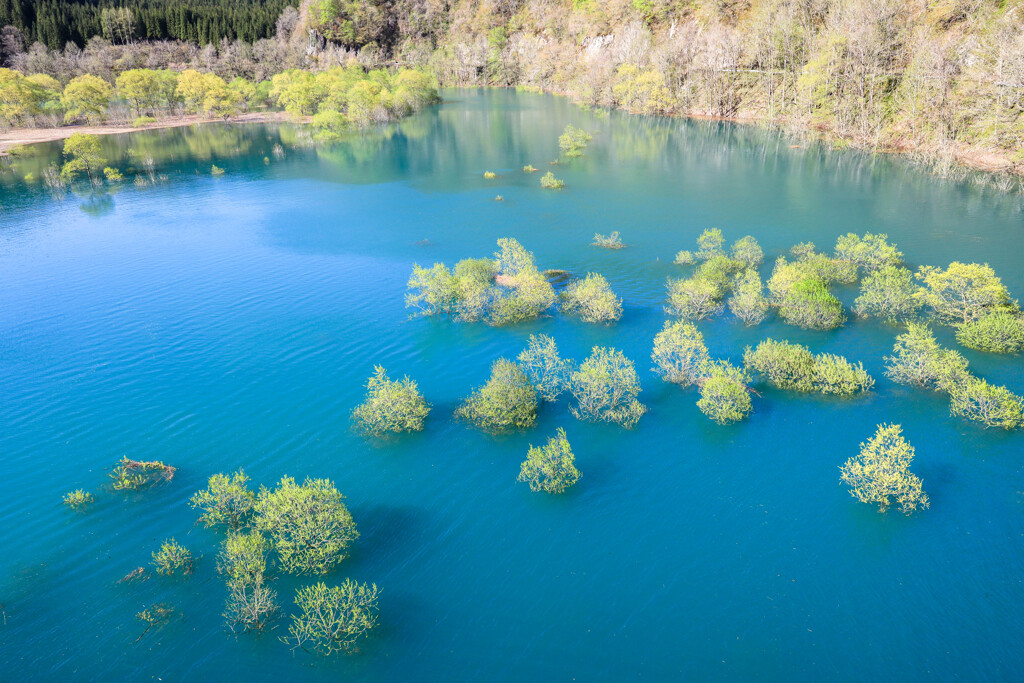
[110,458,176,491]
[730,235,763,268]
[63,489,94,510]
[285,580,380,656]
[488,267,556,325]
[915,262,1013,325]
[483,171,497,179]
[218,530,269,584]
[834,232,904,271]
[696,362,753,425]
[190,470,256,530]
[948,377,1024,429]
[955,311,1024,353]
[152,538,194,576]
[518,428,581,493]
[351,366,431,436]
[592,232,624,249]
[651,320,710,387]
[456,358,538,431]
[406,263,460,317]
[517,334,574,401]
[224,574,279,633]
[884,323,969,390]
[523,164,538,173]
[253,476,358,575]
[695,228,725,260]
[673,250,696,265]
[728,270,770,325]
[694,255,745,295]
[560,273,623,323]
[558,125,592,157]
[665,276,724,319]
[570,347,646,427]
[540,171,564,189]
[853,265,921,322]
[744,339,873,395]
[778,278,847,330]
[840,424,928,514]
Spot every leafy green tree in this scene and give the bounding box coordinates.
[916,262,1013,325]
[560,273,623,323]
[840,424,929,514]
[224,575,279,633]
[406,263,460,317]
[884,323,969,389]
[517,334,573,401]
[728,270,770,325]
[955,311,1024,353]
[570,347,646,428]
[218,530,269,584]
[109,457,175,490]
[853,265,921,322]
[60,132,106,183]
[778,278,846,330]
[744,338,873,395]
[665,276,724,319]
[592,232,624,249]
[694,255,745,294]
[456,358,538,431]
[351,366,430,436]
[947,377,1024,429]
[61,74,112,123]
[116,69,164,116]
[518,428,581,493]
[494,238,535,278]
[696,361,753,425]
[834,232,904,271]
[651,320,710,387]
[673,250,696,265]
[812,354,875,395]
[63,489,95,510]
[695,228,725,260]
[190,470,256,530]
[152,539,194,576]
[540,171,564,189]
[730,235,763,268]
[285,580,380,656]
[253,476,358,575]
[559,125,592,157]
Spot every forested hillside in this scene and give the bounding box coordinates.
[0,0,297,48]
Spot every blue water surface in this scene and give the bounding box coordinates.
[1,88,1022,681]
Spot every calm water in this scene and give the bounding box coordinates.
[1,89,1023,681]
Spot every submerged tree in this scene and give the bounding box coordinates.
[834,232,904,272]
[351,366,431,436]
[955,311,1024,353]
[60,133,106,183]
[152,538,194,576]
[840,424,929,515]
[517,334,573,401]
[110,457,175,491]
[570,347,646,428]
[591,232,625,249]
[224,574,279,633]
[695,228,725,260]
[252,476,358,575]
[915,262,1013,325]
[285,580,380,656]
[744,339,873,395]
[651,320,710,387]
[405,263,460,317]
[665,276,724,319]
[947,377,1024,429]
[456,358,538,431]
[218,530,269,584]
[62,489,95,510]
[559,125,592,157]
[778,278,846,330]
[517,428,581,493]
[730,235,763,268]
[190,470,255,530]
[728,270,770,325]
[540,172,564,189]
[884,323,969,389]
[560,273,623,323]
[696,362,753,425]
[853,265,921,322]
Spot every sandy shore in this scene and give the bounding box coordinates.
[0,111,293,154]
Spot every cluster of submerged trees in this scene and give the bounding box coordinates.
[63,458,381,655]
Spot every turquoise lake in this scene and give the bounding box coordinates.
[1,88,1023,680]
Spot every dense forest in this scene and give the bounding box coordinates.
[0,0,298,48]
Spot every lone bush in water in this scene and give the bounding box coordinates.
[152,538,194,576]
[778,278,846,330]
[559,125,592,157]
[351,366,431,436]
[218,530,270,584]
[190,470,255,530]
[730,235,763,268]
[947,377,1024,429]
[665,276,724,320]
[695,228,725,260]
[286,580,380,656]
[673,250,696,265]
[456,358,538,431]
[592,232,625,249]
[915,262,1013,325]
[517,334,573,401]
[840,424,928,514]
[405,263,460,317]
[884,323,969,389]
[570,347,646,428]
[853,265,921,322]
[728,270,770,325]
[560,273,623,323]
[696,362,753,425]
[518,428,581,493]
[812,354,876,395]
[955,311,1024,353]
[110,457,176,491]
[224,574,279,633]
[651,320,710,387]
[63,489,95,510]
[540,171,564,189]
[833,232,903,271]
[744,339,873,395]
[253,476,358,575]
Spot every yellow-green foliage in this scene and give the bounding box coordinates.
[285,580,380,656]
[744,339,873,395]
[592,231,624,249]
[523,164,538,172]
[569,346,646,428]
[60,73,112,123]
[60,132,105,183]
[651,320,710,387]
[558,124,592,157]
[152,538,194,576]
[673,250,696,265]
[665,276,724,320]
[728,270,770,325]
[612,64,672,114]
[854,265,922,322]
[517,334,574,402]
[730,235,763,268]
[211,164,225,175]
[109,457,176,491]
[218,530,269,584]
[695,228,725,260]
[102,166,123,182]
[948,377,1024,429]
[456,358,538,431]
[841,424,929,515]
[351,366,431,436]
[62,489,95,510]
[560,273,623,323]
[252,476,358,575]
[778,278,847,330]
[540,171,564,189]
[696,362,753,425]
[483,170,497,179]
[956,311,1024,353]
[915,262,1013,325]
[518,428,581,493]
[834,233,904,272]
[190,470,256,530]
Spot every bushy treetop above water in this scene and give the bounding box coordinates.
[841,424,929,515]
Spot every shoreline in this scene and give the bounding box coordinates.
[0,111,293,154]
